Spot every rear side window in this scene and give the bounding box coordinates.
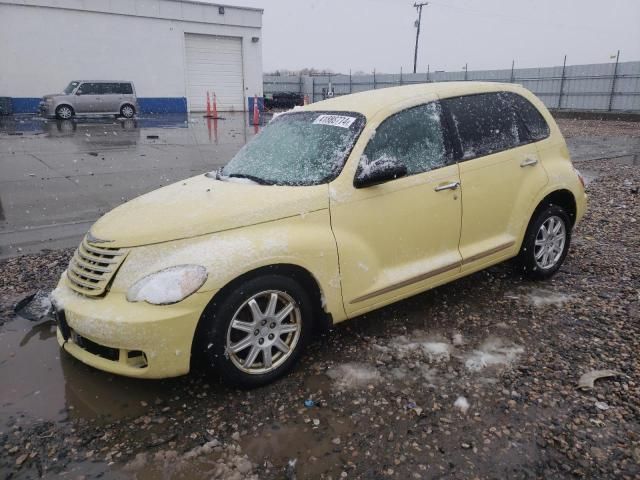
[361,102,449,176]
[119,83,133,94]
[444,92,524,160]
[101,83,118,94]
[503,92,550,141]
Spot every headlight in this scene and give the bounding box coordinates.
[126,265,207,305]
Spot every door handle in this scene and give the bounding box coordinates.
[520,157,538,167]
[434,181,460,192]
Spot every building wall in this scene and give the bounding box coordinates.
[0,0,263,113]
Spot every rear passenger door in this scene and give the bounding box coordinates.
[101,83,121,112]
[443,92,549,271]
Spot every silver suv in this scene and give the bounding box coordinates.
[40,81,138,119]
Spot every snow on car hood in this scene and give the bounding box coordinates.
[90,174,329,248]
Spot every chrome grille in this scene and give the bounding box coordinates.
[67,236,128,296]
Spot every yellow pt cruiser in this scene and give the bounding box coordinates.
[52,82,587,387]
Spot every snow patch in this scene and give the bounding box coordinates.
[326,363,381,389]
[525,288,572,307]
[388,334,452,363]
[464,337,524,371]
[454,396,470,414]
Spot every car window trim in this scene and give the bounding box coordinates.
[354,100,456,185]
[442,91,551,164]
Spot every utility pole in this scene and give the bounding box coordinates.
[413,2,428,74]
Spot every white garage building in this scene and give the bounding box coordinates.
[0,0,263,113]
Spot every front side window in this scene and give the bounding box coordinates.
[77,83,97,95]
[63,81,79,94]
[445,92,524,160]
[220,111,365,186]
[359,102,448,177]
[120,83,133,95]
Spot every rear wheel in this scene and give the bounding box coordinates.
[198,274,312,387]
[518,205,572,280]
[120,104,135,118]
[55,105,74,120]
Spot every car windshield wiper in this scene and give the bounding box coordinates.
[227,173,272,185]
[208,169,272,185]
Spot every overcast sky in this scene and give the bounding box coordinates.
[216,0,640,74]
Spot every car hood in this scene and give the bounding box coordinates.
[42,93,62,100]
[89,174,329,248]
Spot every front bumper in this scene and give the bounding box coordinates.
[52,279,215,379]
[39,101,54,117]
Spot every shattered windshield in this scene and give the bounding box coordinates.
[219,111,366,186]
[63,81,79,94]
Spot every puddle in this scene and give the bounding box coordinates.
[0,314,178,426]
[241,417,353,479]
[124,441,257,480]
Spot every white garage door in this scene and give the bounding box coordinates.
[184,34,244,112]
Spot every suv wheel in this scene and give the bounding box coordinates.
[518,205,572,280]
[55,105,74,120]
[198,274,312,387]
[120,104,135,118]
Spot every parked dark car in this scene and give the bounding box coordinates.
[264,92,304,110]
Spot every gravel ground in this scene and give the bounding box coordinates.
[1,129,639,479]
[556,118,640,138]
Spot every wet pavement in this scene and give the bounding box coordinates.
[0,114,639,259]
[0,113,262,259]
[0,118,639,479]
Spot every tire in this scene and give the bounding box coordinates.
[197,274,313,388]
[120,104,135,118]
[517,204,572,280]
[55,105,74,120]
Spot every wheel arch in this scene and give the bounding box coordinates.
[190,263,332,364]
[531,189,577,227]
[517,188,577,254]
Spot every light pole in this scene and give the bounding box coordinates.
[413,2,428,74]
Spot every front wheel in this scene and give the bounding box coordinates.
[55,105,74,120]
[517,205,572,280]
[198,274,313,387]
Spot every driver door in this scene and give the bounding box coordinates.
[74,82,105,113]
[329,101,463,317]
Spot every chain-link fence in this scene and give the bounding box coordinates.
[264,60,640,112]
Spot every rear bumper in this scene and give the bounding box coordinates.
[52,280,214,379]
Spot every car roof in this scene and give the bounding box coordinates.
[75,80,134,83]
[302,81,530,120]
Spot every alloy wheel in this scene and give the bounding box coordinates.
[534,215,566,270]
[121,105,134,118]
[225,290,302,374]
[58,106,72,119]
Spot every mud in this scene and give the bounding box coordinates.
[1,123,639,479]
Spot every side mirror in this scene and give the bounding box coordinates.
[76,89,83,95]
[354,157,408,188]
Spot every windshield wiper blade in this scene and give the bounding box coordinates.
[227,173,272,185]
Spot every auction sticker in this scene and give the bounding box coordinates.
[313,114,357,128]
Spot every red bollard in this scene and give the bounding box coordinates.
[206,91,212,117]
[212,93,219,119]
[252,95,260,126]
